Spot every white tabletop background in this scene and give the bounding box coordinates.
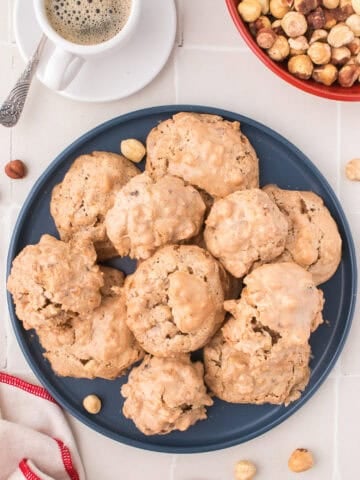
[1,1,360,478]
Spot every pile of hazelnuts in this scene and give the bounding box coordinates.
[237,0,360,87]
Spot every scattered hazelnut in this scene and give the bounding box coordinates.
[288,53,314,77]
[268,34,290,59]
[4,160,26,179]
[288,448,314,473]
[312,62,339,83]
[338,62,360,84]
[281,11,308,36]
[289,35,309,53]
[346,13,360,34]
[270,0,291,18]
[294,0,320,14]
[120,138,146,163]
[234,460,257,480]
[352,0,360,14]
[346,158,360,180]
[308,40,332,63]
[324,9,338,28]
[83,394,102,414]
[238,0,262,22]
[331,45,352,63]
[310,28,329,43]
[323,0,340,8]
[307,7,326,28]
[257,27,278,47]
[348,36,360,52]
[328,22,355,46]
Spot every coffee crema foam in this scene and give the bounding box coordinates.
[45,0,132,46]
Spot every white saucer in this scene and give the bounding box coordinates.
[14,0,177,103]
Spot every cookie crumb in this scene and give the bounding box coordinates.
[345,158,360,181]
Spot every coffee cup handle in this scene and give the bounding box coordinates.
[43,47,85,91]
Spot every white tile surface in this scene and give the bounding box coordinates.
[1,1,358,479]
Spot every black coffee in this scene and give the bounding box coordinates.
[45,0,132,45]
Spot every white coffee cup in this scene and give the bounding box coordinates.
[33,0,141,91]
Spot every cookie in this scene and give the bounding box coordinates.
[204,262,324,404]
[50,151,140,260]
[105,173,206,259]
[264,185,342,285]
[146,112,259,198]
[121,355,213,435]
[7,234,103,330]
[204,189,288,278]
[125,245,228,356]
[37,267,144,379]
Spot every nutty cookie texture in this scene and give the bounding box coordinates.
[204,188,289,278]
[7,234,103,330]
[146,112,259,198]
[105,172,206,260]
[264,185,342,285]
[204,262,324,405]
[125,245,229,357]
[50,151,140,260]
[36,267,144,379]
[121,355,213,435]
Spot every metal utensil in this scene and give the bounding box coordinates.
[0,35,46,128]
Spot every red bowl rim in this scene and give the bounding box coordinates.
[225,0,360,101]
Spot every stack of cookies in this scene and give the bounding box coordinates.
[7,112,342,436]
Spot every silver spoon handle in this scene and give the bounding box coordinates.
[0,35,46,128]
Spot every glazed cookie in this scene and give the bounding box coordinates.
[264,185,342,285]
[204,189,288,278]
[50,151,140,260]
[204,262,324,404]
[37,267,144,379]
[146,112,259,198]
[105,173,206,259]
[7,234,103,330]
[121,355,213,435]
[125,245,228,356]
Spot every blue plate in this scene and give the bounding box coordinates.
[6,105,357,453]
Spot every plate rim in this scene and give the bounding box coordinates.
[6,104,358,453]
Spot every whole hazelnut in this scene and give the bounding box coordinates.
[335,4,355,21]
[338,63,360,85]
[331,46,352,64]
[254,15,272,31]
[289,35,310,54]
[346,14,360,35]
[352,0,360,14]
[348,37,360,53]
[234,460,257,480]
[323,0,340,8]
[83,394,102,414]
[288,448,314,473]
[294,0,320,14]
[272,18,285,34]
[4,160,26,179]
[238,0,262,22]
[281,11,308,36]
[257,27,278,48]
[258,0,270,13]
[345,158,360,180]
[312,63,338,84]
[307,7,326,29]
[120,138,146,163]
[310,28,328,43]
[288,54,314,78]
[324,9,338,29]
[270,0,291,18]
[308,41,332,63]
[268,35,290,60]
[328,23,355,47]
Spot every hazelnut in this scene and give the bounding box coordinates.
[234,460,257,480]
[255,15,272,30]
[323,0,340,8]
[4,160,26,179]
[345,158,360,180]
[353,0,360,14]
[307,7,326,29]
[324,9,338,29]
[281,11,308,36]
[310,28,329,43]
[334,4,355,21]
[289,35,309,54]
[258,0,270,13]
[294,0,320,14]
[338,63,360,85]
[331,45,352,63]
[356,51,360,62]
[308,41,332,63]
[270,0,291,18]
[268,35,290,59]
[346,14,360,35]
[288,54,314,78]
[341,0,353,6]
[312,63,338,84]
[238,0,262,22]
[120,138,146,163]
[257,28,278,48]
[348,37,360,53]
[272,18,285,34]
[83,394,102,414]
[328,23,355,46]
[288,449,314,473]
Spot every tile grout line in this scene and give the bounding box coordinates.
[169,455,178,480]
[333,373,340,480]
[182,44,250,52]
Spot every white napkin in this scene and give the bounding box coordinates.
[0,372,85,480]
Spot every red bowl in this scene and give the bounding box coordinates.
[226,0,360,101]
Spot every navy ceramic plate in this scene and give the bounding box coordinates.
[7,105,357,453]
